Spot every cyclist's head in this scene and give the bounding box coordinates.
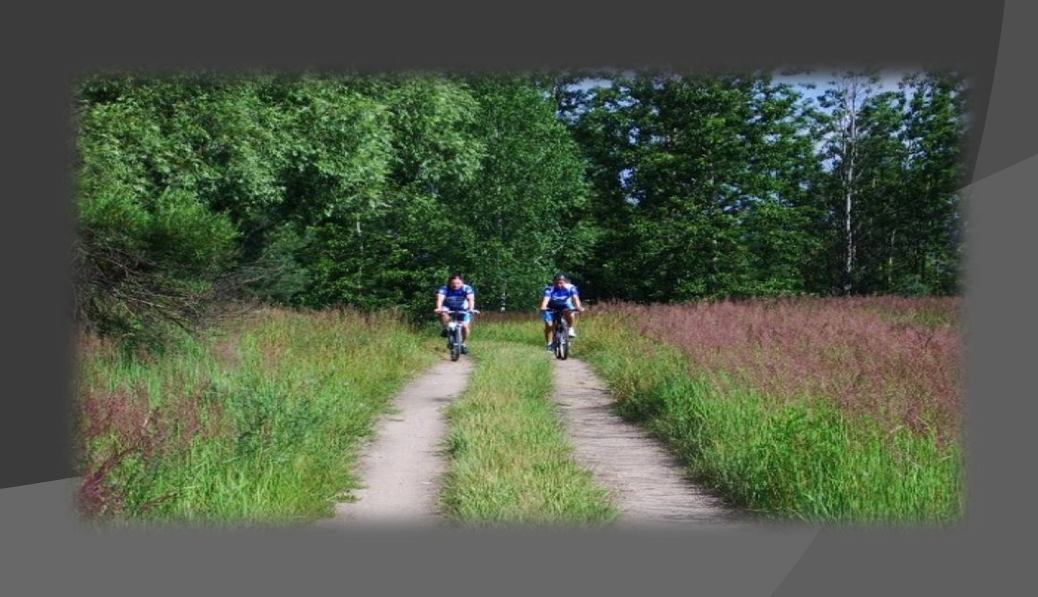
[553,273,568,286]
[448,273,464,289]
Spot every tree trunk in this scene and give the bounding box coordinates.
[888,228,896,289]
[842,78,860,296]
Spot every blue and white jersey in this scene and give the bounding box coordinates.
[544,283,579,307]
[437,284,474,311]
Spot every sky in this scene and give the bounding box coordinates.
[773,69,907,103]
[572,69,908,102]
[567,68,915,145]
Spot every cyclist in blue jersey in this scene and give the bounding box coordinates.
[434,273,476,354]
[539,273,585,350]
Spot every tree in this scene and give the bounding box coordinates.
[816,71,881,295]
[447,76,592,311]
[73,68,970,346]
[561,71,822,301]
[849,87,910,294]
[898,72,969,294]
[74,75,249,340]
[293,74,485,314]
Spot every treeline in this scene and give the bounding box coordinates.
[72,70,968,341]
[73,73,588,340]
[557,70,967,301]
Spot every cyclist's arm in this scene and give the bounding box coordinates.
[435,292,445,311]
[569,285,584,311]
[539,296,550,310]
[466,293,475,312]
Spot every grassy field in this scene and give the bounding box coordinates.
[75,297,963,525]
[74,308,436,525]
[479,299,964,523]
[602,298,963,440]
[440,341,617,525]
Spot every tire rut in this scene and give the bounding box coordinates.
[551,357,741,528]
[317,357,473,528]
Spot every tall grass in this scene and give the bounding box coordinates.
[599,298,962,441]
[74,308,436,525]
[440,341,617,525]
[478,298,965,523]
[582,317,963,523]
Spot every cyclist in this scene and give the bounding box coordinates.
[539,273,585,351]
[434,273,476,354]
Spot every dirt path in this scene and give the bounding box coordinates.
[318,358,473,528]
[551,357,740,528]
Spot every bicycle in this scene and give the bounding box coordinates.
[544,306,579,360]
[440,308,479,362]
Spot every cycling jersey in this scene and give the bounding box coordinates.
[437,284,474,311]
[543,283,579,308]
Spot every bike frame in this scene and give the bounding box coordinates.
[547,306,573,360]
[444,308,477,361]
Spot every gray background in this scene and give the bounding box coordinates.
[1,1,1034,594]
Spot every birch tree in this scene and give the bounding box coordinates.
[818,71,880,294]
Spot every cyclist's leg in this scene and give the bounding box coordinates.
[461,312,471,342]
[542,309,554,347]
[564,301,577,335]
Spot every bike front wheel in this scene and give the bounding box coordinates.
[555,322,569,360]
[450,331,461,361]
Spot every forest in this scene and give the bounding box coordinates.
[72,69,968,342]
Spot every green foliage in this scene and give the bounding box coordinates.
[74,69,969,344]
[811,70,968,295]
[292,75,485,314]
[448,77,592,311]
[560,69,967,301]
[380,75,486,188]
[561,72,827,301]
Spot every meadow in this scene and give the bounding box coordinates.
[74,296,965,525]
[480,297,965,523]
[69,71,969,527]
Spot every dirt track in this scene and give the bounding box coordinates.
[318,358,472,528]
[551,357,739,527]
[318,348,739,528]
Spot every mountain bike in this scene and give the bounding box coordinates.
[442,308,479,362]
[545,306,575,360]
